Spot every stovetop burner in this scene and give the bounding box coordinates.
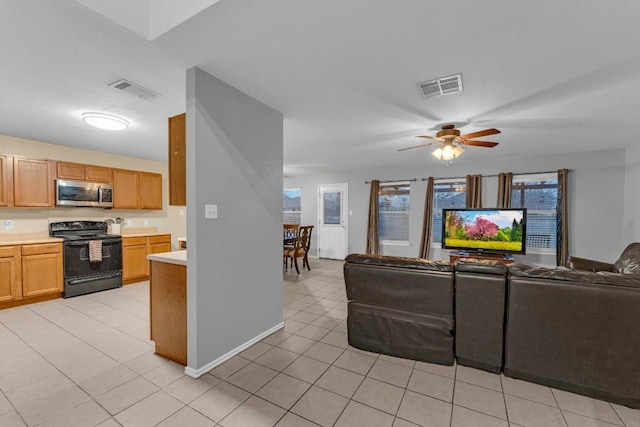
[49,221,115,241]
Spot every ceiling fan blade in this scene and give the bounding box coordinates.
[460,140,499,147]
[397,141,440,151]
[459,128,501,139]
[415,135,439,140]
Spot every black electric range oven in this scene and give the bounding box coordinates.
[49,221,122,298]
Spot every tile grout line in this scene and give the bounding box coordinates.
[550,387,569,427]
[2,305,150,426]
[0,386,28,426]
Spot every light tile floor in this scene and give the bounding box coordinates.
[0,258,638,426]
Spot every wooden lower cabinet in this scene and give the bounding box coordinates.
[123,237,149,284]
[0,246,21,303]
[123,234,171,284]
[0,242,62,309]
[148,235,172,255]
[21,243,63,297]
[150,260,187,365]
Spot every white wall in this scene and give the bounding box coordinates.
[186,67,283,373]
[285,148,627,267]
[0,135,186,248]
[624,145,640,242]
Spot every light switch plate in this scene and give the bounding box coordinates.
[4,220,13,231]
[205,204,218,219]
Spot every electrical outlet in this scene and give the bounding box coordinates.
[179,209,184,216]
[205,204,218,219]
[4,220,13,231]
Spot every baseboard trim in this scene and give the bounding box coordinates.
[184,322,284,378]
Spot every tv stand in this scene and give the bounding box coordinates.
[449,251,515,264]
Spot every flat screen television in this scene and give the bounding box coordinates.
[442,208,527,255]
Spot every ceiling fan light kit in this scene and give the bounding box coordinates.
[398,124,501,163]
[432,144,464,161]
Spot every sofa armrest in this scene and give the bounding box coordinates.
[568,256,614,272]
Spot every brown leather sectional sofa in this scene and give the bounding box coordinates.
[505,262,640,409]
[344,254,455,365]
[343,249,640,409]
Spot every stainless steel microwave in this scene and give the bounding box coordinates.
[56,179,113,208]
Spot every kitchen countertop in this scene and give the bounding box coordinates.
[147,250,186,266]
[0,233,63,246]
[119,227,171,238]
[120,231,172,238]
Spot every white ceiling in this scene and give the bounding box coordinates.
[2,0,640,176]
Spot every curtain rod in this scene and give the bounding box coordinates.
[364,178,418,184]
[420,169,573,181]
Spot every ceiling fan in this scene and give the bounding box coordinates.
[398,124,501,161]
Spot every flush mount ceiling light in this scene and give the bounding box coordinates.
[81,112,129,131]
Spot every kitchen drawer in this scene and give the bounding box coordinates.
[21,243,61,256]
[123,237,147,246]
[148,235,171,245]
[0,246,18,258]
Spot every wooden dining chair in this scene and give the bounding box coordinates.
[284,225,313,274]
[284,224,298,242]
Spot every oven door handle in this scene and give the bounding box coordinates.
[68,272,122,285]
[65,239,122,246]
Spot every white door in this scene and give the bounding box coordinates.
[318,183,348,259]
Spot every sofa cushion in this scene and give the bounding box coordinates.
[344,262,454,316]
[613,243,640,274]
[453,258,508,275]
[345,253,452,272]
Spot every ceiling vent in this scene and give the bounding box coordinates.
[108,79,160,101]
[417,74,463,98]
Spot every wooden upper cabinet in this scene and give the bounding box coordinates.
[56,161,85,180]
[57,162,112,183]
[13,157,54,208]
[139,172,163,210]
[168,113,186,206]
[112,168,139,209]
[85,165,112,182]
[0,155,13,207]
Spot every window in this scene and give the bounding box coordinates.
[379,182,410,243]
[283,188,301,225]
[510,173,558,252]
[432,181,466,244]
